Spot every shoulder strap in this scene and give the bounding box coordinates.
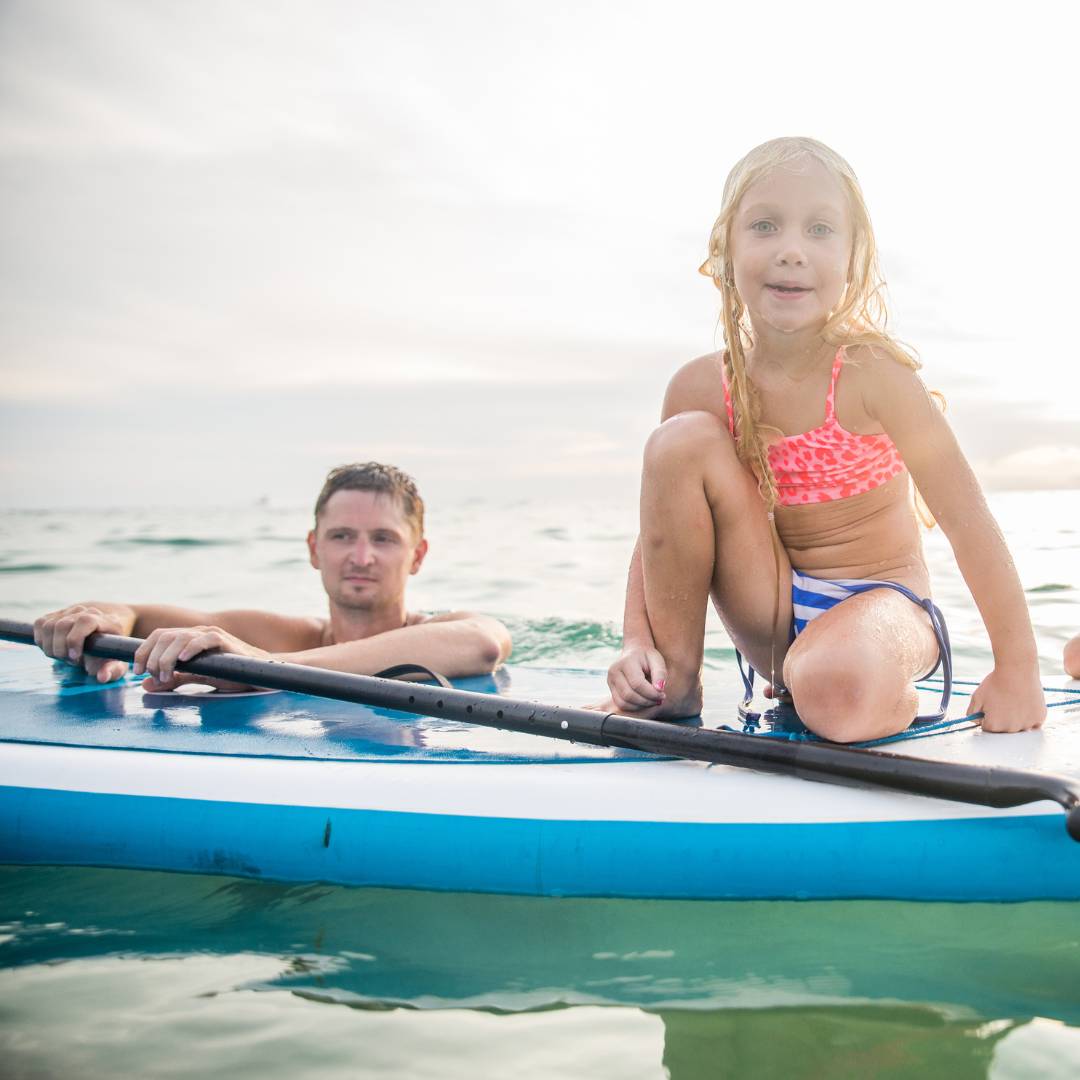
[824,347,845,422]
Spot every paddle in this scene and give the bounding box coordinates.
[3,617,1078,841]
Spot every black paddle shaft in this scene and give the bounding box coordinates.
[3,618,1078,841]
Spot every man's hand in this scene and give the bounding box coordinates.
[134,626,271,693]
[969,664,1046,733]
[33,604,132,684]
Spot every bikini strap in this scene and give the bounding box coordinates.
[823,347,846,423]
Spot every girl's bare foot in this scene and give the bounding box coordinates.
[763,684,794,705]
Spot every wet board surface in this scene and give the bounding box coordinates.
[1,640,1077,770]
[2,642,1079,900]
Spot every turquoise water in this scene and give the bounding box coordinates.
[3,867,1080,1078]
[2,491,1079,1077]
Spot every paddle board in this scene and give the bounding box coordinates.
[1,641,1078,900]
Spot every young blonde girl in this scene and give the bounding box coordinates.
[605,136,1045,741]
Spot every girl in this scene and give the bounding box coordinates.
[604,137,1045,742]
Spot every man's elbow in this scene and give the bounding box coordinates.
[470,618,512,673]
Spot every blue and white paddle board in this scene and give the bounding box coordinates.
[1,642,1078,900]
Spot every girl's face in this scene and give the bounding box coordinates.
[729,157,852,340]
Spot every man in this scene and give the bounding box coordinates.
[34,462,511,691]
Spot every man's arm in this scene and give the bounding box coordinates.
[33,602,323,682]
[132,611,512,690]
[280,611,511,680]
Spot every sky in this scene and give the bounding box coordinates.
[1,0,1078,508]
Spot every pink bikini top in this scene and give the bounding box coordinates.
[721,348,906,506]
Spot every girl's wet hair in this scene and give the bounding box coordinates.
[699,136,939,516]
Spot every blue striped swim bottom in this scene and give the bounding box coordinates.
[791,570,897,635]
[738,570,954,726]
[791,568,952,704]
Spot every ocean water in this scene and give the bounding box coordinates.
[1,489,1079,1078]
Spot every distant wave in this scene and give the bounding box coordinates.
[98,537,242,548]
[1027,583,1074,593]
[0,562,62,573]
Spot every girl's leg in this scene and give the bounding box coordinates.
[783,589,940,742]
[640,411,792,717]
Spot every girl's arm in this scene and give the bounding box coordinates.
[622,541,652,647]
[862,351,1044,732]
[607,541,668,711]
[604,357,724,712]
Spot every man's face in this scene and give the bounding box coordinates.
[307,489,427,612]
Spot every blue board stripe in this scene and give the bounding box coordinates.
[2,786,1077,901]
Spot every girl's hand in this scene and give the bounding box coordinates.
[969,664,1046,733]
[134,626,269,693]
[606,645,668,713]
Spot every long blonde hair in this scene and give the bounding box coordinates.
[698,136,940,521]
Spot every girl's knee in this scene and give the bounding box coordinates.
[643,411,732,473]
[786,647,913,743]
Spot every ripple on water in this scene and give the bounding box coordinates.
[506,616,622,665]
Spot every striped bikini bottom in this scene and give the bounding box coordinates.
[737,570,953,725]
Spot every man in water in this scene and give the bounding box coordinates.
[33,462,511,691]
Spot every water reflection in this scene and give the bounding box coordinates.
[4,868,1078,1018]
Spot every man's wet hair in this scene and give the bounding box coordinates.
[314,463,425,539]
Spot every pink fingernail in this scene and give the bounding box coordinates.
[657,680,666,692]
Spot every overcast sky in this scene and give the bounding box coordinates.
[1,0,1078,507]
